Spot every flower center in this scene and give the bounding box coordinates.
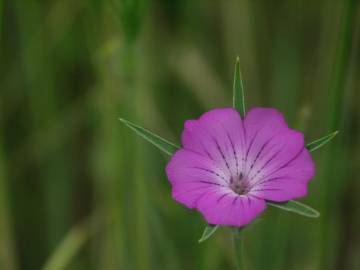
[229,173,250,195]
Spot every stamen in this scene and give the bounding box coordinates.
[229,173,249,195]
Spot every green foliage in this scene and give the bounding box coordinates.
[42,219,90,270]
[112,0,144,43]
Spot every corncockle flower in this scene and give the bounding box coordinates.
[166,107,315,227]
[121,57,337,270]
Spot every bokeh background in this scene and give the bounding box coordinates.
[1,0,360,269]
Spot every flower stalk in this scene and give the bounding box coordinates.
[232,228,244,270]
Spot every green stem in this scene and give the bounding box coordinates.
[232,228,244,270]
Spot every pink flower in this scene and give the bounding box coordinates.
[166,107,315,227]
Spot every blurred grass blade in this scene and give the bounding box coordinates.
[0,140,18,270]
[306,131,339,152]
[112,0,143,43]
[42,219,90,270]
[119,118,179,156]
[198,225,219,243]
[0,0,3,39]
[267,200,320,218]
[233,56,246,117]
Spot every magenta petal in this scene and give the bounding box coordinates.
[246,129,305,182]
[166,149,229,208]
[249,149,315,202]
[182,108,246,177]
[196,193,267,227]
[244,107,288,140]
[243,108,305,181]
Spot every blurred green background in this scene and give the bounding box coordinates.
[0,0,359,269]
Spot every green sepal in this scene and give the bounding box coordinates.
[306,131,339,152]
[233,57,246,117]
[119,118,179,156]
[267,200,320,218]
[198,225,220,243]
